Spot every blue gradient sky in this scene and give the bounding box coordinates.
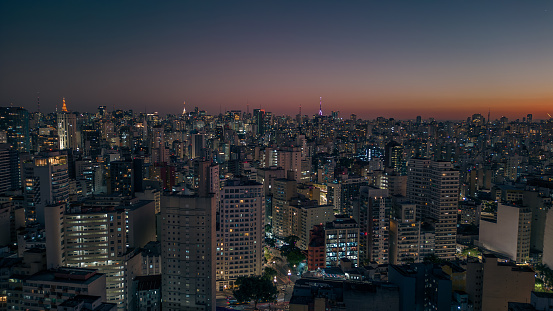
[1,1,552,119]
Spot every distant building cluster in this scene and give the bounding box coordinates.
[0,102,552,310]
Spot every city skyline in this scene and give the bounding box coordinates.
[1,1,553,120]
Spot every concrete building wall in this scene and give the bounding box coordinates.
[479,204,519,260]
[44,203,65,269]
[479,203,531,262]
[161,195,216,311]
[543,209,553,268]
[297,205,334,250]
[127,200,156,248]
[481,257,535,311]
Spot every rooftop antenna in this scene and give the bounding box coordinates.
[299,103,302,116]
[487,108,490,124]
[37,92,40,113]
[318,97,323,116]
[182,101,186,115]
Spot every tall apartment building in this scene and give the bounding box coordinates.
[354,187,392,265]
[324,216,360,267]
[191,134,205,159]
[272,178,297,238]
[216,179,264,290]
[328,175,367,215]
[161,194,216,311]
[407,159,459,260]
[389,200,420,264]
[256,166,285,225]
[0,143,20,193]
[193,160,220,205]
[109,161,136,197]
[150,125,167,164]
[0,106,31,153]
[384,141,404,174]
[543,209,553,269]
[277,147,302,182]
[22,152,69,224]
[45,197,156,310]
[479,203,531,263]
[287,199,334,250]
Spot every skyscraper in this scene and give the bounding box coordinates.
[46,197,156,310]
[407,159,459,260]
[57,98,78,150]
[355,186,392,265]
[161,194,216,311]
[0,143,20,193]
[191,134,206,159]
[0,106,31,153]
[253,109,265,136]
[22,152,69,224]
[216,178,264,290]
[384,141,403,173]
[109,161,135,196]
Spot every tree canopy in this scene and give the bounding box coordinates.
[263,267,278,280]
[280,235,306,267]
[233,275,278,309]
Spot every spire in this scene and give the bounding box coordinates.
[318,97,323,116]
[62,97,68,112]
[182,101,186,115]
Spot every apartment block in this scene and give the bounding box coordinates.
[161,194,216,311]
[216,179,264,290]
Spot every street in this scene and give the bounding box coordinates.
[216,247,300,310]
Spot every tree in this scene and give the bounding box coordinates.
[283,235,300,246]
[233,275,278,310]
[280,235,305,267]
[534,264,553,290]
[265,237,276,248]
[263,267,278,280]
[286,249,306,267]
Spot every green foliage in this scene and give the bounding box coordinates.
[264,247,272,263]
[263,267,278,280]
[482,201,497,213]
[286,248,306,267]
[280,235,306,267]
[534,264,553,291]
[265,237,276,248]
[233,275,278,309]
[283,235,300,246]
[461,248,481,257]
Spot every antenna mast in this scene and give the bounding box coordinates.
[318,97,323,116]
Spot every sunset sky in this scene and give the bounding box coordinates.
[1,1,552,120]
